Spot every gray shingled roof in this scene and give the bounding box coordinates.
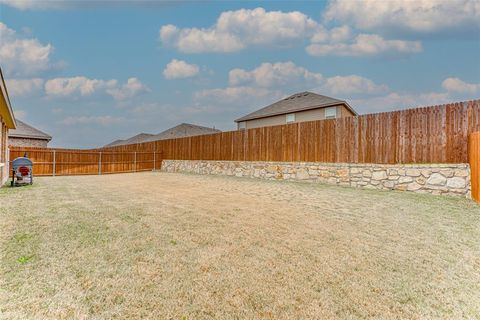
[103,139,125,148]
[8,120,52,141]
[144,123,220,142]
[235,91,357,122]
[104,123,220,147]
[104,133,155,147]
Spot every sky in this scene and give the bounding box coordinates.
[0,0,479,148]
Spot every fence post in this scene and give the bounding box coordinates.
[153,143,156,171]
[469,132,479,203]
[52,150,56,177]
[98,152,102,175]
[134,152,137,172]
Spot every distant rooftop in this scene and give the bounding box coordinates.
[235,91,357,122]
[144,123,220,143]
[8,120,51,141]
[104,133,155,148]
[104,123,220,147]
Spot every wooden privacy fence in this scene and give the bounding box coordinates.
[104,100,480,164]
[8,100,480,177]
[469,132,480,203]
[9,147,163,176]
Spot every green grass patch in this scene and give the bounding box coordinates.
[17,255,34,264]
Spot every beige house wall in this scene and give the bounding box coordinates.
[243,113,286,129]
[239,104,355,130]
[340,105,354,118]
[9,137,49,148]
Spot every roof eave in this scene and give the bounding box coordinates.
[0,67,16,129]
[9,134,52,141]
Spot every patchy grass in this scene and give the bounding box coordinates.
[0,172,479,319]
[0,183,35,194]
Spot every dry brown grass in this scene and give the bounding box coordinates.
[1,172,479,319]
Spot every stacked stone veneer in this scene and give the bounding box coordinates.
[8,137,49,148]
[161,160,471,198]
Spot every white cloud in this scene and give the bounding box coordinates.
[106,77,149,101]
[306,34,422,57]
[44,76,148,100]
[0,22,56,76]
[0,0,174,10]
[160,24,244,53]
[323,0,480,35]
[229,62,323,87]
[0,0,67,9]
[158,6,425,58]
[194,60,398,121]
[320,75,389,95]
[310,25,352,43]
[193,86,286,126]
[442,77,480,94]
[194,86,283,106]
[159,7,318,53]
[351,91,451,113]
[227,61,387,96]
[5,78,44,96]
[45,76,117,97]
[60,115,125,126]
[194,87,278,103]
[163,59,199,79]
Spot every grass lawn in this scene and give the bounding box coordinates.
[1,172,479,319]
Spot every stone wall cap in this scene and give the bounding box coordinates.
[164,160,468,168]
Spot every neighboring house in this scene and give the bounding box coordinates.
[8,120,52,148]
[0,68,16,185]
[104,123,220,147]
[234,91,358,130]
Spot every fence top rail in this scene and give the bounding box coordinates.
[9,148,158,155]
[99,151,157,154]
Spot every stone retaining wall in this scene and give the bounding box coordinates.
[161,160,471,198]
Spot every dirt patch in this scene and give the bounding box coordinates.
[1,172,479,319]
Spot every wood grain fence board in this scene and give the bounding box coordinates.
[280,123,293,162]
[469,132,480,203]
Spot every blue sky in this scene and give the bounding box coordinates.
[1,0,479,148]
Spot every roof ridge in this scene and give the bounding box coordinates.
[131,132,154,137]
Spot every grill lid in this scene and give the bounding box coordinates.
[12,157,33,168]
